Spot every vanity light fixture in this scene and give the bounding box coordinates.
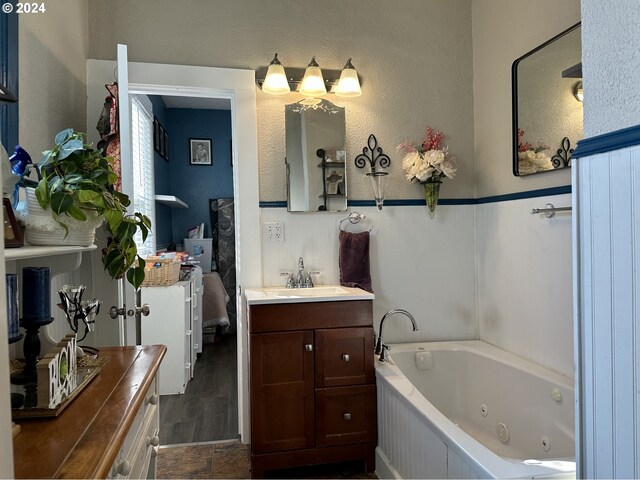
[256,55,362,97]
[299,56,327,97]
[355,134,390,210]
[335,58,362,97]
[573,81,583,102]
[261,53,291,95]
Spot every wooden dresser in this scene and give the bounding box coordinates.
[12,345,166,479]
[248,299,376,478]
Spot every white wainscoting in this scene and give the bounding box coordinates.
[260,205,478,343]
[575,144,640,479]
[476,194,573,377]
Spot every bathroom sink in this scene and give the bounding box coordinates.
[264,286,351,298]
[244,285,374,305]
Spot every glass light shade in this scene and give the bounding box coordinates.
[574,81,583,102]
[335,60,362,97]
[366,171,388,210]
[300,57,327,97]
[262,54,290,95]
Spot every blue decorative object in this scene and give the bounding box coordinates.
[9,145,32,207]
[22,267,51,326]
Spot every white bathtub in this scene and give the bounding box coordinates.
[375,341,575,479]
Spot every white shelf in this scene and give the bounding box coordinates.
[155,195,189,209]
[5,244,97,261]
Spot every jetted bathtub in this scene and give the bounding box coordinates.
[375,341,575,479]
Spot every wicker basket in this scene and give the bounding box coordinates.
[141,258,181,286]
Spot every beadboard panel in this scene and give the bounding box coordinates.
[259,205,478,343]
[477,194,573,377]
[576,144,640,479]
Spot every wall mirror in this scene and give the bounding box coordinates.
[286,99,346,212]
[512,23,582,176]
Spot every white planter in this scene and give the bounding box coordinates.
[20,188,103,247]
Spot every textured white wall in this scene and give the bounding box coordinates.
[476,194,573,377]
[581,0,640,137]
[261,206,477,343]
[87,0,475,202]
[471,0,580,197]
[18,0,88,156]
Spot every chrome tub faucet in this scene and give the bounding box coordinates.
[375,309,418,361]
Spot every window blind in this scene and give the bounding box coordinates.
[131,96,156,257]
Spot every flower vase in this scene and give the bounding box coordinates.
[421,179,441,219]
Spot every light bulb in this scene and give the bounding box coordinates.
[262,53,290,95]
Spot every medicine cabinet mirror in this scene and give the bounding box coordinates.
[285,99,347,212]
[512,22,582,176]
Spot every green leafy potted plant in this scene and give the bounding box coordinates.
[22,128,150,289]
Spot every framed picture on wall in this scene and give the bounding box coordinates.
[153,117,160,153]
[163,130,169,161]
[3,198,23,248]
[189,138,212,165]
[157,125,165,157]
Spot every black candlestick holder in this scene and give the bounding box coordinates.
[11,316,54,384]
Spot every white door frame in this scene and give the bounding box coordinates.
[86,59,261,442]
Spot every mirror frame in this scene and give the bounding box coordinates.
[511,22,581,177]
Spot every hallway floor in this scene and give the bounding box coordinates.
[160,334,238,445]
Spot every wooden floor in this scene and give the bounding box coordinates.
[160,334,238,445]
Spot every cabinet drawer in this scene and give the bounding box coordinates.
[316,385,376,447]
[315,327,374,387]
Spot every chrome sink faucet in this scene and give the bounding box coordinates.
[281,257,317,288]
[297,257,306,288]
[375,309,418,361]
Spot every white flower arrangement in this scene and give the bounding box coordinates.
[398,127,457,183]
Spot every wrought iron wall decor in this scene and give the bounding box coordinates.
[355,134,390,210]
[551,137,573,169]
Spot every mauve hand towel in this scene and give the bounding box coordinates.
[339,230,373,293]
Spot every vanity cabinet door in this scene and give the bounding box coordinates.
[316,385,376,447]
[250,331,315,454]
[315,327,374,387]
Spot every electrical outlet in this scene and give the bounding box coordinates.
[263,221,285,243]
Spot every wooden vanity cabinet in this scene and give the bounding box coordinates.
[248,300,376,478]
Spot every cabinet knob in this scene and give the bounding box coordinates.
[147,393,158,405]
[147,435,160,447]
[305,344,313,352]
[343,413,352,421]
[342,353,350,362]
[116,460,132,476]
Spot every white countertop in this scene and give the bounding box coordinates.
[244,285,374,305]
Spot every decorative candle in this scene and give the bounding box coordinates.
[22,267,51,326]
[6,274,19,341]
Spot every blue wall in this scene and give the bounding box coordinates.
[149,95,173,246]
[1,11,19,151]
[166,108,233,242]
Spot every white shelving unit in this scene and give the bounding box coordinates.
[5,244,97,261]
[154,195,189,209]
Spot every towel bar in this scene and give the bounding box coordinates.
[530,203,572,218]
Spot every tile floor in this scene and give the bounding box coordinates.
[156,440,377,479]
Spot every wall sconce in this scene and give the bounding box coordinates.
[355,134,390,210]
[573,81,583,102]
[257,54,362,97]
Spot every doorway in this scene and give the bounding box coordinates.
[144,93,238,444]
[86,58,260,443]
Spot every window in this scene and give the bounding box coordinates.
[131,96,156,257]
